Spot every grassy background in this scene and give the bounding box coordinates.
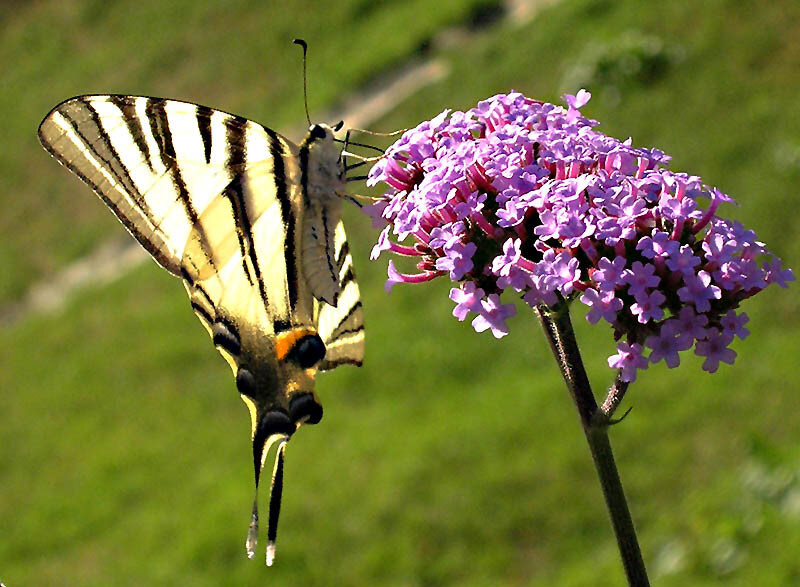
[2,0,799,584]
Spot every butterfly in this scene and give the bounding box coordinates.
[38,93,364,565]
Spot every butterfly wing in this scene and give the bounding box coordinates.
[38,94,363,413]
[316,217,364,371]
[39,95,249,275]
[39,95,365,563]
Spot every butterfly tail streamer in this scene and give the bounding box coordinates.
[246,496,260,559]
[246,434,289,562]
[266,440,288,566]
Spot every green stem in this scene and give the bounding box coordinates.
[535,305,649,586]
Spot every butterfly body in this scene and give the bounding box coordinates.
[38,94,364,561]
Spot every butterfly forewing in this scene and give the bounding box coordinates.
[38,96,279,274]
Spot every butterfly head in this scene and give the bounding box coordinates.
[302,123,346,187]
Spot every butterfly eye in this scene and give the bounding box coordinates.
[289,393,323,425]
[309,124,327,140]
[289,334,326,369]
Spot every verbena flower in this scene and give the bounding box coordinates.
[366,91,793,382]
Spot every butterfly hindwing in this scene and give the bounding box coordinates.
[316,218,364,370]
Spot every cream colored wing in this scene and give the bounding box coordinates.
[316,218,364,371]
[39,93,363,378]
[39,95,281,275]
[39,93,366,565]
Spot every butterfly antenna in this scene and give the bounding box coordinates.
[293,38,312,126]
[335,138,386,154]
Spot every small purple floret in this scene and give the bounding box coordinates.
[608,342,649,383]
[580,288,623,324]
[450,281,485,321]
[471,294,516,339]
[695,329,737,373]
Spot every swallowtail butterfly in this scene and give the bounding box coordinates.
[38,90,364,565]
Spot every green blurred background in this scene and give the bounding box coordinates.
[2,0,799,584]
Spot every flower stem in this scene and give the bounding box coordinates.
[600,373,630,420]
[535,305,650,586]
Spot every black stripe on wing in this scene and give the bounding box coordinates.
[223,176,264,295]
[321,207,339,302]
[191,300,215,326]
[145,98,200,226]
[196,104,214,164]
[274,319,293,333]
[327,301,364,338]
[137,96,230,279]
[116,99,156,174]
[336,241,350,268]
[264,128,300,310]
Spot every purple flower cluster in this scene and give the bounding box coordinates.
[366,91,793,382]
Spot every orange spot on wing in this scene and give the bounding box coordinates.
[274,327,317,360]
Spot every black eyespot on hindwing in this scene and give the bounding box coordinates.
[289,393,323,425]
[288,334,326,369]
[236,367,257,397]
[256,410,295,439]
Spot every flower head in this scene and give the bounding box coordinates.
[367,91,792,378]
